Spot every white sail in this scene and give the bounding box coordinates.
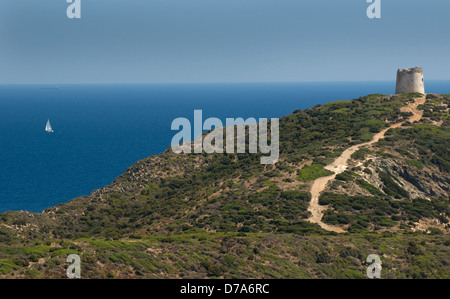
[45,119,54,133]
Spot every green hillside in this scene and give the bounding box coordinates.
[0,93,448,278]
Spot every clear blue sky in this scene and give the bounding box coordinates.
[0,0,449,84]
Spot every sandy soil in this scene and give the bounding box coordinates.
[307,96,426,233]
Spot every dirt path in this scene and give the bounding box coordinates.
[306,95,426,233]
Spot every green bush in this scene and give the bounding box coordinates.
[298,164,333,181]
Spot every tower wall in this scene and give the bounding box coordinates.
[395,67,425,94]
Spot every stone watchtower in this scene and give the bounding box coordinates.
[395,67,425,94]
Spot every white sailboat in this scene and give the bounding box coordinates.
[45,119,54,133]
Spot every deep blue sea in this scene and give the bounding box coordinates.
[0,81,448,213]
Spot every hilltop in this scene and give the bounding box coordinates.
[0,93,448,278]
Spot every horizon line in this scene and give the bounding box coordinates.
[1,78,450,86]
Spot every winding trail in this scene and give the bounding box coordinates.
[306,96,426,233]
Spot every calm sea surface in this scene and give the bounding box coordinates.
[0,81,448,212]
